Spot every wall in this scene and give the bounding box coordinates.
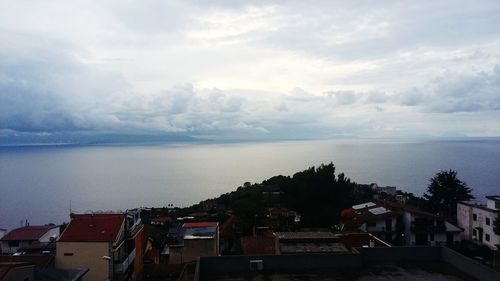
[457,203,472,239]
[182,239,217,263]
[3,265,35,281]
[56,242,110,281]
[442,247,500,281]
[39,227,60,243]
[198,253,362,275]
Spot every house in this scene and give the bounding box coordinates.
[265,208,301,231]
[399,205,462,246]
[340,202,402,242]
[56,212,144,281]
[0,225,60,254]
[457,195,500,249]
[150,216,173,226]
[341,201,462,246]
[168,222,219,264]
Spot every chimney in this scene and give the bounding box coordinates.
[89,214,95,227]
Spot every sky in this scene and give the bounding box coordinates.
[1,0,500,141]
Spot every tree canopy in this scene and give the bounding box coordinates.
[423,170,474,219]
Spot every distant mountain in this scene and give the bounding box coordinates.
[0,132,200,146]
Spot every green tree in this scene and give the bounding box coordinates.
[423,170,474,219]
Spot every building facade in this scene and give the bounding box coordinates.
[56,213,144,281]
[457,196,500,249]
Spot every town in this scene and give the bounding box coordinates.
[1,164,499,281]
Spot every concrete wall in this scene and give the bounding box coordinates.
[199,247,500,281]
[486,198,500,210]
[3,265,35,281]
[442,247,500,281]
[459,203,500,249]
[198,253,362,275]
[182,239,217,263]
[56,242,111,281]
[458,203,473,239]
[357,246,441,264]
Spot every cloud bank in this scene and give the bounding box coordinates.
[1,0,500,141]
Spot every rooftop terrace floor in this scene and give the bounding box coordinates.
[203,262,477,281]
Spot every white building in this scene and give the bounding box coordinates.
[457,195,500,250]
[342,201,462,246]
[401,208,462,246]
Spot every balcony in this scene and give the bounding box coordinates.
[114,248,136,274]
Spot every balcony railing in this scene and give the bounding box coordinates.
[114,248,136,274]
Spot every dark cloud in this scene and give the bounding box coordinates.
[397,66,500,113]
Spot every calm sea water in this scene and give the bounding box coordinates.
[0,139,499,229]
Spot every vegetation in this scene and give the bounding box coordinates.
[423,170,474,219]
[206,163,373,234]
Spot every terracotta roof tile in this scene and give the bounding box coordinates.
[58,214,125,242]
[0,226,57,241]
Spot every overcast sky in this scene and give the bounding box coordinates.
[1,0,500,140]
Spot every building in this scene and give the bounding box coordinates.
[150,216,173,226]
[168,222,219,264]
[399,205,462,246]
[194,246,500,281]
[274,231,389,255]
[0,225,60,254]
[341,202,402,242]
[56,213,144,281]
[341,201,462,246]
[0,229,6,239]
[457,195,500,249]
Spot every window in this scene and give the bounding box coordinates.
[473,214,477,221]
[430,233,434,241]
[496,201,500,209]
[63,253,74,256]
[485,234,490,241]
[473,229,477,236]
[486,217,490,225]
[366,222,376,227]
[7,241,19,247]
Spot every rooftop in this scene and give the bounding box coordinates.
[486,195,500,202]
[203,262,477,281]
[58,213,125,242]
[241,236,276,255]
[151,216,173,223]
[181,222,218,239]
[182,222,218,228]
[275,232,337,240]
[0,225,58,241]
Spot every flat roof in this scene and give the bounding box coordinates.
[275,232,337,240]
[203,262,478,281]
[183,226,217,239]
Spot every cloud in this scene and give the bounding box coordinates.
[395,66,500,113]
[1,1,500,140]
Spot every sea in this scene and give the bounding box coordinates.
[0,138,499,229]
